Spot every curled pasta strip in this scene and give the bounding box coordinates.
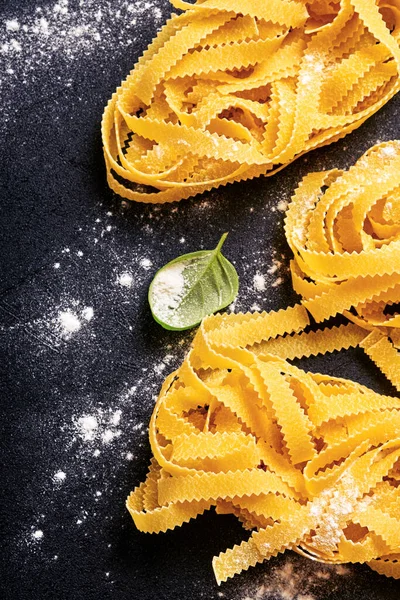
[127,313,400,582]
[102,0,400,203]
[285,140,400,390]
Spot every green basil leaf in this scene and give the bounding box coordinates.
[148,232,239,331]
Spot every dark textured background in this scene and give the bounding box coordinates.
[1,1,400,599]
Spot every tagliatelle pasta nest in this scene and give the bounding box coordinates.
[127,310,400,583]
[286,139,400,391]
[102,0,400,204]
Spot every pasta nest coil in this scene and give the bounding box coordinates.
[286,140,400,392]
[127,309,400,583]
[102,0,400,203]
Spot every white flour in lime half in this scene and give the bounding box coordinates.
[150,262,187,328]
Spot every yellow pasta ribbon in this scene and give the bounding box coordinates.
[286,140,400,391]
[102,0,400,203]
[127,307,400,582]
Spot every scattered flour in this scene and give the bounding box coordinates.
[154,362,166,375]
[380,144,397,157]
[1,0,165,87]
[19,338,189,556]
[32,530,44,540]
[77,415,99,441]
[150,262,186,325]
[53,470,67,483]
[1,0,167,132]
[6,19,20,32]
[132,423,144,432]
[229,299,238,312]
[253,273,266,292]
[271,277,283,288]
[58,310,81,335]
[73,404,146,449]
[102,429,120,444]
[250,254,285,301]
[268,257,282,275]
[117,272,133,288]
[2,272,102,354]
[139,258,152,269]
[277,199,288,212]
[111,409,122,426]
[82,306,94,321]
[238,556,352,600]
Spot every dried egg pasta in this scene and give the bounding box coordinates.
[127,314,400,582]
[102,0,400,203]
[285,140,400,391]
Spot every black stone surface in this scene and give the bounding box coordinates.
[1,1,400,599]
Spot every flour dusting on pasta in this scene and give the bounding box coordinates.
[103,0,400,203]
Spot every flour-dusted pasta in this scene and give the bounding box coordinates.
[285,140,400,391]
[127,314,400,582]
[102,0,400,203]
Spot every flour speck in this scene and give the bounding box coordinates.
[6,20,20,32]
[111,410,122,426]
[149,262,186,326]
[1,0,166,129]
[117,272,133,288]
[58,310,81,335]
[77,415,98,441]
[102,429,120,444]
[139,258,152,269]
[53,470,66,483]
[253,273,266,292]
[277,199,288,212]
[82,307,94,322]
[272,277,283,288]
[236,555,352,600]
